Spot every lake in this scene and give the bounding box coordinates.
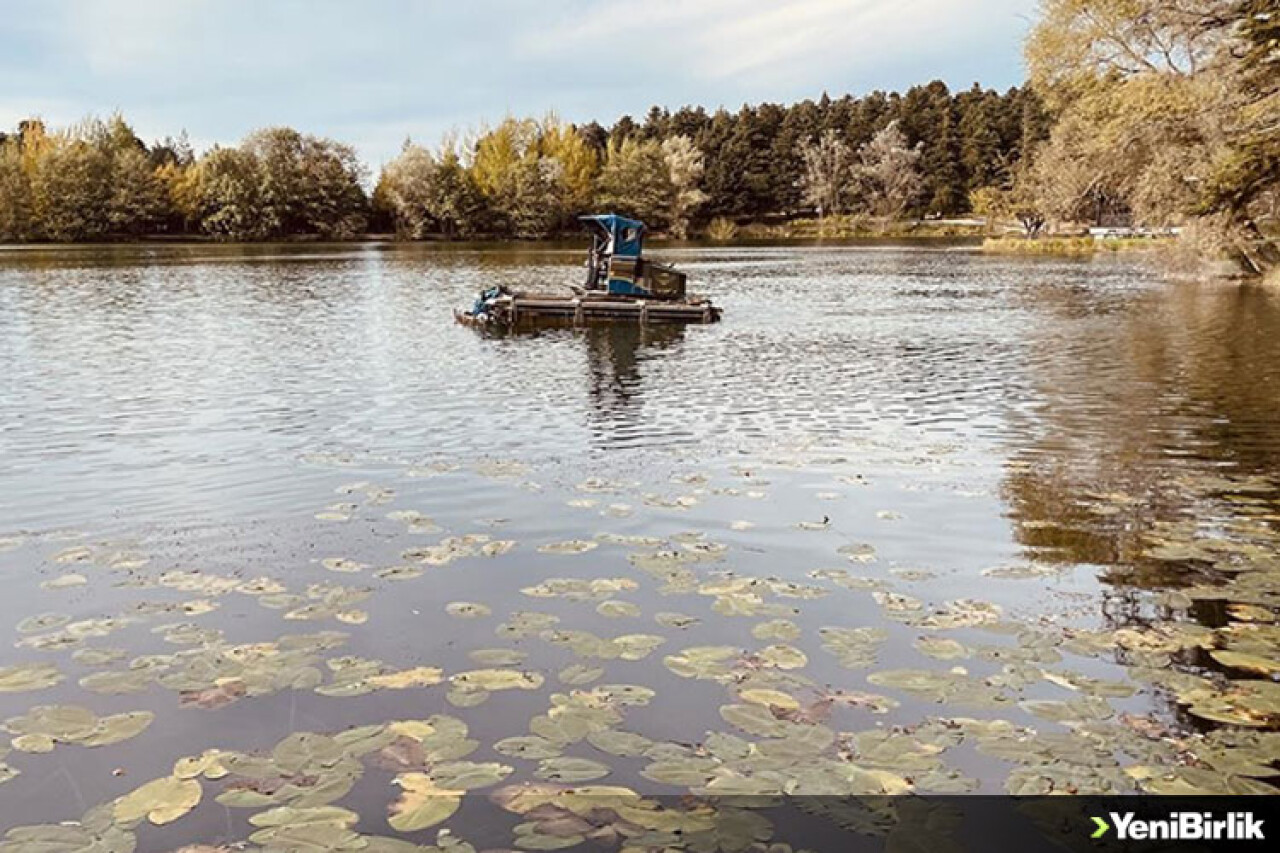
[0,242,1277,849]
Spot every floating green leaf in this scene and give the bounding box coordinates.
[596,600,640,619]
[450,669,543,691]
[113,775,202,826]
[752,619,800,641]
[558,664,604,686]
[655,612,699,629]
[537,540,598,555]
[389,774,463,832]
[535,757,611,783]
[445,602,491,619]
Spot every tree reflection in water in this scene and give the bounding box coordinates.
[1001,280,1280,730]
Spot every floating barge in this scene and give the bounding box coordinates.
[456,214,721,328]
[454,293,720,327]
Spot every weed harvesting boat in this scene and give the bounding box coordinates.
[456,214,721,327]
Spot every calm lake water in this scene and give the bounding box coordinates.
[0,243,1277,848]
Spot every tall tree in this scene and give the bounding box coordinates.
[595,137,673,227]
[772,100,821,212]
[959,90,1006,192]
[539,118,599,220]
[696,109,741,217]
[239,127,367,238]
[108,146,169,235]
[0,135,35,240]
[1198,0,1280,271]
[925,103,966,215]
[377,142,439,239]
[469,116,595,237]
[853,121,924,220]
[196,146,265,240]
[28,122,113,241]
[661,135,707,238]
[798,129,852,217]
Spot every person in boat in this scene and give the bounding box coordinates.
[584,231,612,291]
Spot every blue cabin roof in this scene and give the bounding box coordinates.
[581,214,645,258]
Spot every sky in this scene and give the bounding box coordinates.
[1,0,1039,167]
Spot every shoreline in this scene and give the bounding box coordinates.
[980,235,1176,256]
[0,231,1220,261]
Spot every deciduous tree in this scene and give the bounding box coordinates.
[661,135,707,238]
[1026,0,1277,273]
[798,129,852,218]
[853,121,923,221]
[595,137,673,228]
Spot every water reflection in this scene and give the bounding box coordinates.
[582,323,688,449]
[1003,282,1280,569]
[1,243,1278,837]
[1001,280,1280,731]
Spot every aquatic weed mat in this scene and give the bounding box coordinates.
[1,453,1278,850]
[0,793,1277,852]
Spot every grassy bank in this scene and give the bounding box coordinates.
[981,236,1174,255]
[708,215,986,241]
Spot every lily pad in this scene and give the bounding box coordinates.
[322,558,366,573]
[1210,650,1280,676]
[585,729,653,757]
[558,664,604,686]
[537,540,598,555]
[596,600,640,619]
[80,712,155,748]
[428,761,513,790]
[915,637,969,660]
[445,602,491,619]
[752,619,800,641]
[113,775,202,826]
[655,612,699,629]
[739,688,800,711]
[17,613,72,634]
[43,573,90,590]
[664,646,738,680]
[450,669,544,691]
[757,645,808,670]
[0,663,64,694]
[535,757,611,783]
[388,774,463,832]
[494,736,563,759]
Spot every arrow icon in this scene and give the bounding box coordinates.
[1091,817,1110,839]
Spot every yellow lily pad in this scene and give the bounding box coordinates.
[113,775,202,826]
[388,773,463,832]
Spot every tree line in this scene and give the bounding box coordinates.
[0,0,1274,275]
[0,118,367,242]
[373,83,1047,239]
[0,82,1043,243]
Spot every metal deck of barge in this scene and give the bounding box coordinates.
[455,293,721,327]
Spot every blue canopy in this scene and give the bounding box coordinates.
[581,214,645,258]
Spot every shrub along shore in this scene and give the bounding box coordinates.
[980,236,1175,255]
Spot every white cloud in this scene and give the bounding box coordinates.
[3,0,1036,166]
[67,0,215,75]
[521,0,1032,86]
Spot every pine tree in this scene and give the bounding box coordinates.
[959,90,1005,192]
[926,104,966,215]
